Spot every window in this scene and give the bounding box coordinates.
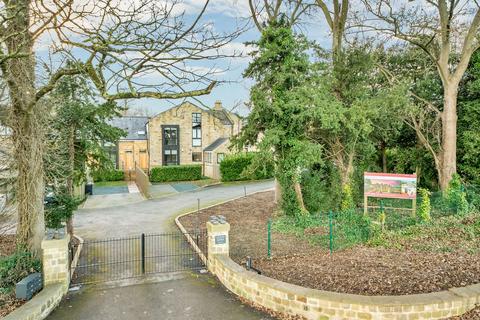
[192,113,201,125]
[192,152,202,162]
[164,149,178,166]
[204,152,212,163]
[164,127,178,146]
[192,113,202,147]
[217,153,225,163]
[192,127,201,146]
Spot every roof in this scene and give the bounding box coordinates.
[208,109,233,125]
[109,116,149,140]
[204,138,229,152]
[150,101,235,126]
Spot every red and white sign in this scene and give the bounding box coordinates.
[364,172,417,200]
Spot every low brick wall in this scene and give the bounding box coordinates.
[209,254,480,320]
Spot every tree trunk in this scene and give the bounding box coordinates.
[380,141,387,173]
[439,85,458,191]
[294,182,306,212]
[66,126,75,235]
[4,0,45,255]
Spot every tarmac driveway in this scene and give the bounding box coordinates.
[73,180,274,239]
[48,273,273,320]
[47,181,275,320]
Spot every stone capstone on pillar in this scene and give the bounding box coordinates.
[41,232,71,289]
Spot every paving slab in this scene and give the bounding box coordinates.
[171,183,199,193]
[92,185,129,195]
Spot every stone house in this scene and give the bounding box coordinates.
[109,116,149,173]
[148,101,242,177]
[110,101,242,179]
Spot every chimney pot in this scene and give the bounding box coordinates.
[214,101,222,110]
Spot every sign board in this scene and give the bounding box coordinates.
[364,172,417,200]
[215,234,226,245]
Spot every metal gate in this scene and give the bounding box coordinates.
[70,231,207,285]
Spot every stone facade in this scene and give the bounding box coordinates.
[148,101,242,169]
[118,140,149,172]
[202,220,480,320]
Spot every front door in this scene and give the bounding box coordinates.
[162,125,180,166]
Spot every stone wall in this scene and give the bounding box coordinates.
[4,234,71,320]
[202,220,480,320]
[135,166,151,198]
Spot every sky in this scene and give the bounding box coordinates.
[106,1,332,116]
[34,0,333,117]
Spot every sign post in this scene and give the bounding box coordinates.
[364,172,417,214]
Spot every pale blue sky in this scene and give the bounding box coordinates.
[123,2,333,117]
[35,1,332,117]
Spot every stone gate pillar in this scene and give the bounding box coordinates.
[206,215,230,273]
[42,232,71,289]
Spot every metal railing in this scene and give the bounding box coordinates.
[70,231,207,285]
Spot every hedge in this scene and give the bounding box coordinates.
[150,165,202,182]
[93,169,124,182]
[220,153,274,182]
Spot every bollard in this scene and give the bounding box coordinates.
[267,218,272,259]
[329,210,333,254]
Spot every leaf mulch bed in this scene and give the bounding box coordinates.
[0,234,16,257]
[0,293,25,318]
[179,191,480,298]
[0,234,25,317]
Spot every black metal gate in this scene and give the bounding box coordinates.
[70,231,207,285]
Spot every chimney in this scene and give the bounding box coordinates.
[214,100,223,110]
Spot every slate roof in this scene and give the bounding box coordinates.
[150,101,237,125]
[109,116,149,140]
[208,109,233,125]
[204,137,228,152]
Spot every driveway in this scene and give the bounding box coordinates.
[73,180,274,239]
[48,180,275,320]
[48,273,273,320]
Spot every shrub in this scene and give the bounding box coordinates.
[444,174,469,215]
[45,191,83,229]
[340,184,355,211]
[0,251,41,293]
[418,188,432,222]
[150,165,202,182]
[92,169,124,182]
[301,164,342,213]
[220,153,274,182]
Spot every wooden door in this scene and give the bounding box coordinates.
[139,150,148,170]
[125,150,134,171]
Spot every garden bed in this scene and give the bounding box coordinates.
[0,235,25,318]
[178,191,480,298]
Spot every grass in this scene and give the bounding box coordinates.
[94,180,127,187]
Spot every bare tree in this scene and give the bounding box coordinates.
[315,0,349,61]
[357,0,480,190]
[0,0,242,253]
[248,0,312,30]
